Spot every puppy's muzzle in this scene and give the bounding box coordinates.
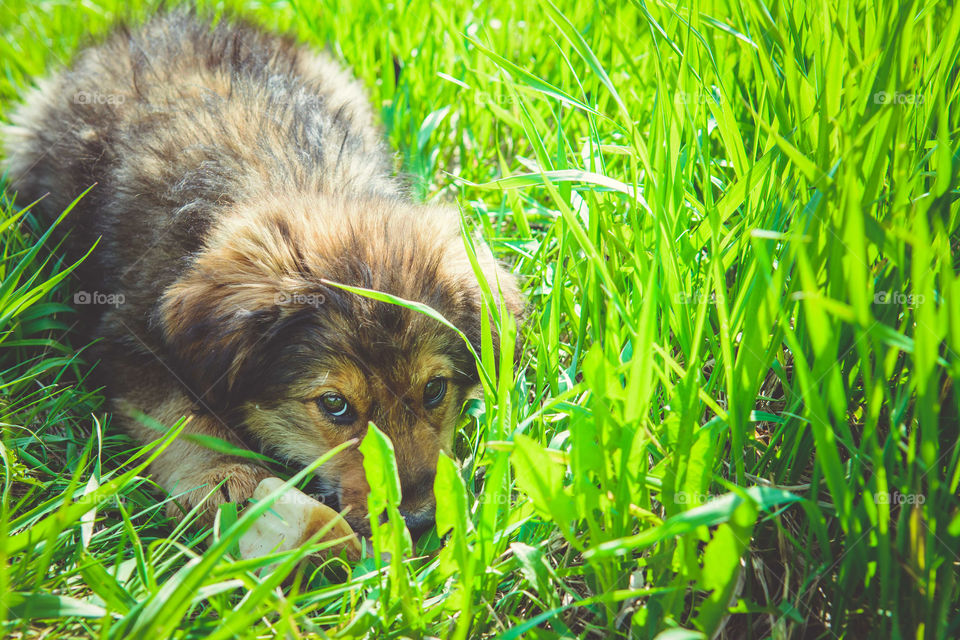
[399,505,436,540]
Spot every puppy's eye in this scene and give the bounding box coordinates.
[423,377,447,409]
[318,393,352,422]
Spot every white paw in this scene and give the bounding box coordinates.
[238,477,362,563]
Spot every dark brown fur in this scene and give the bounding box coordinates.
[2,10,522,537]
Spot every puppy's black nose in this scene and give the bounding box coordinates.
[400,507,435,540]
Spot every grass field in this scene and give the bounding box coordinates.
[1,0,959,637]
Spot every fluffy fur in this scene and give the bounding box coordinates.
[2,10,522,537]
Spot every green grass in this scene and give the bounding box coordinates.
[2,0,959,637]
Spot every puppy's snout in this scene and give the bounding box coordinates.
[400,506,436,539]
[400,469,436,539]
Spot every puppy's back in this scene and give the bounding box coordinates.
[3,10,398,293]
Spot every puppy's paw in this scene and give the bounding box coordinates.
[166,462,272,524]
[239,477,362,563]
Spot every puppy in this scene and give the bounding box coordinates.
[2,10,522,538]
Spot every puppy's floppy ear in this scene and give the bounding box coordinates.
[156,260,284,410]
[447,232,525,377]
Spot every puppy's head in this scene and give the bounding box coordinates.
[158,194,523,537]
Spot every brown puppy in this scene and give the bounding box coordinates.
[2,10,522,538]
